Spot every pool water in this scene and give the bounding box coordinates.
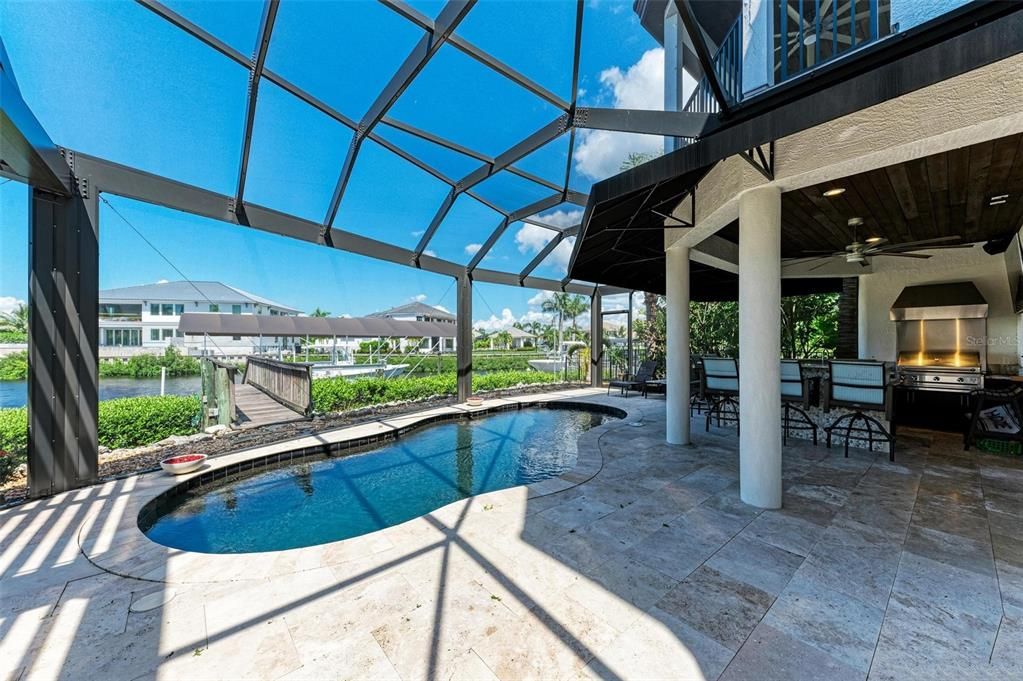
[140,406,615,553]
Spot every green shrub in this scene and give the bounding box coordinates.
[99,348,200,379]
[311,370,560,413]
[0,352,28,381]
[0,407,28,467]
[97,395,200,450]
[0,331,27,344]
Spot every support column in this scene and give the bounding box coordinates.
[666,245,691,445]
[456,272,472,402]
[590,290,602,387]
[28,181,99,498]
[738,185,782,509]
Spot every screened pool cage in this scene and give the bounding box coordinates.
[4,0,731,496]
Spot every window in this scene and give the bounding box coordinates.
[162,329,174,340]
[232,304,242,315]
[150,304,159,315]
[174,304,184,315]
[150,329,160,341]
[232,335,241,341]
[161,304,174,316]
[209,303,219,312]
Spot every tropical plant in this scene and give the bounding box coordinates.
[309,307,331,318]
[494,330,513,350]
[0,304,28,335]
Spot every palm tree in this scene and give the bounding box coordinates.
[541,293,570,353]
[563,295,589,338]
[494,330,513,350]
[309,307,330,318]
[0,303,28,334]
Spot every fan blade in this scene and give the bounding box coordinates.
[882,243,974,252]
[876,252,932,259]
[783,256,832,266]
[797,250,841,255]
[807,259,838,272]
[873,235,961,251]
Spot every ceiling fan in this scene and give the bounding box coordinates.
[785,218,972,271]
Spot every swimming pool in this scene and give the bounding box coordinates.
[139,405,618,554]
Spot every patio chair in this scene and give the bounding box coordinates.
[781,360,817,445]
[689,357,707,415]
[701,357,739,432]
[822,360,895,460]
[607,359,657,397]
[964,385,1023,451]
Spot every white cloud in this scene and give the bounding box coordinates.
[0,296,24,315]
[474,308,517,332]
[434,305,451,314]
[574,48,668,181]
[546,237,576,275]
[527,290,553,306]
[423,249,437,258]
[156,279,169,284]
[411,293,428,303]
[535,208,583,230]
[411,229,425,237]
[515,224,556,254]
[465,243,482,256]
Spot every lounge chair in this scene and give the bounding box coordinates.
[608,359,657,397]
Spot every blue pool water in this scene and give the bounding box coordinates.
[140,406,616,554]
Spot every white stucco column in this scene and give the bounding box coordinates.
[739,185,782,509]
[857,274,870,359]
[666,245,691,445]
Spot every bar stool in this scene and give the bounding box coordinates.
[781,360,817,445]
[823,360,895,460]
[701,357,739,432]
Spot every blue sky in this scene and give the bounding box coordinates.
[0,0,662,325]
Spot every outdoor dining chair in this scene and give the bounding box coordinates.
[822,360,895,460]
[700,357,739,432]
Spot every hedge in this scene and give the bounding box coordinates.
[0,395,201,480]
[0,332,27,344]
[0,352,27,381]
[99,348,200,378]
[312,370,559,413]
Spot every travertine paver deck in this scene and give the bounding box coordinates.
[1,388,1022,680]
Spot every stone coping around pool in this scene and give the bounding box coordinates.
[76,388,639,585]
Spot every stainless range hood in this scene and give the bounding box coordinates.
[889,282,989,321]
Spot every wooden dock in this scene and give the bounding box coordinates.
[233,384,307,429]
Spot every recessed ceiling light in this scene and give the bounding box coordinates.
[823,187,845,197]
[990,193,1009,206]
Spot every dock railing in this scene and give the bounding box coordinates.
[200,357,239,428]
[243,356,314,416]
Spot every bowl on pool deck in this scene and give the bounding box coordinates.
[160,453,207,475]
[466,396,484,407]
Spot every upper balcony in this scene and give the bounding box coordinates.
[674,0,977,118]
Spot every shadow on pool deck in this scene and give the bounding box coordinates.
[1,391,1022,680]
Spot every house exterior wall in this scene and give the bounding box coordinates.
[857,246,1019,371]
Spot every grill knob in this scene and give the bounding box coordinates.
[932,376,940,381]
[957,377,964,383]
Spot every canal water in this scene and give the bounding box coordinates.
[0,376,201,409]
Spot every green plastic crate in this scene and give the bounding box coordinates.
[977,438,1023,455]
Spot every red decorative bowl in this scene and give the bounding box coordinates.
[160,453,207,475]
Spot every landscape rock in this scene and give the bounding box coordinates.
[204,424,230,436]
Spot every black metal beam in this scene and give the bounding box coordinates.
[519,230,565,282]
[379,0,570,111]
[673,0,730,115]
[573,107,718,138]
[28,160,99,497]
[738,141,775,180]
[0,40,72,194]
[456,271,472,401]
[467,193,563,272]
[70,150,593,295]
[233,0,279,215]
[322,0,476,228]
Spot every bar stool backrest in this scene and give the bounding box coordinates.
[702,357,739,395]
[781,360,804,400]
[828,360,886,409]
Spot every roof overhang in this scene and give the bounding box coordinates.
[570,3,1023,299]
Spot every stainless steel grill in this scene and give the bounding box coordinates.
[890,283,989,394]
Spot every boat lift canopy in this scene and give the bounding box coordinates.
[177,313,455,339]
